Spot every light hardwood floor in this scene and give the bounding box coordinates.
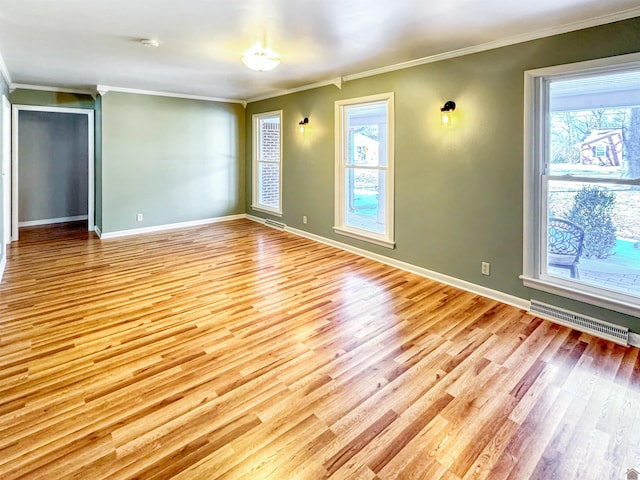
[1,219,639,479]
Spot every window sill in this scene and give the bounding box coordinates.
[521,275,640,318]
[333,226,395,249]
[251,206,282,217]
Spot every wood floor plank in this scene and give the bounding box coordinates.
[1,219,639,479]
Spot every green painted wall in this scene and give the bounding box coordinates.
[9,89,95,109]
[101,92,245,233]
[246,17,640,330]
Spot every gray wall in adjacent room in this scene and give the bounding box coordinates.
[18,110,88,223]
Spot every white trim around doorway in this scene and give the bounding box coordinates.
[11,104,95,242]
[2,95,10,247]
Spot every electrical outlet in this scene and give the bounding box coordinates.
[481,262,491,276]
[136,213,143,222]
[303,215,308,224]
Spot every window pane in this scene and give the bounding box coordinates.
[546,180,640,296]
[548,70,640,180]
[345,168,386,234]
[346,103,387,167]
[259,116,280,164]
[258,162,280,209]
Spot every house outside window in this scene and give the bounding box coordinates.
[252,111,282,216]
[334,93,395,248]
[522,53,640,316]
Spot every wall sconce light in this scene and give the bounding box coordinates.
[299,117,309,133]
[440,101,456,126]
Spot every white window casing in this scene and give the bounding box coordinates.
[252,110,283,216]
[334,92,395,248]
[522,52,640,317]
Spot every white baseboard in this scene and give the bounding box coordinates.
[0,255,5,283]
[94,225,102,238]
[245,215,530,311]
[629,333,640,348]
[18,215,88,227]
[99,214,246,239]
[246,214,266,224]
[288,226,529,311]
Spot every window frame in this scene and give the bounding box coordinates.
[252,110,283,216]
[522,52,640,317]
[334,92,395,248]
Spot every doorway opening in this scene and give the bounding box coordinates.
[11,105,94,241]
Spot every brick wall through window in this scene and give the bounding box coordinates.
[258,121,280,208]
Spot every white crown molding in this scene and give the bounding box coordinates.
[10,83,95,96]
[7,7,637,107]
[344,7,640,82]
[246,7,640,104]
[245,77,343,103]
[96,84,244,105]
[96,85,109,97]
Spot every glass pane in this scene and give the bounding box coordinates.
[345,103,387,167]
[259,115,280,164]
[546,180,640,297]
[258,162,279,209]
[345,168,386,234]
[548,70,640,179]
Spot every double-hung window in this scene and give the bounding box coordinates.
[523,53,640,316]
[252,110,282,216]
[335,93,395,248]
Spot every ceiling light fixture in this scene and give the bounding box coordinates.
[241,43,280,72]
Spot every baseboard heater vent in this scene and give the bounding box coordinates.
[529,300,629,346]
[264,219,286,230]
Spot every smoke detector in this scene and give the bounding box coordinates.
[140,38,160,48]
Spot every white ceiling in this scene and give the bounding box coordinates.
[0,0,638,102]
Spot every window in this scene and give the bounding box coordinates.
[252,111,282,215]
[335,93,394,248]
[523,53,640,316]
